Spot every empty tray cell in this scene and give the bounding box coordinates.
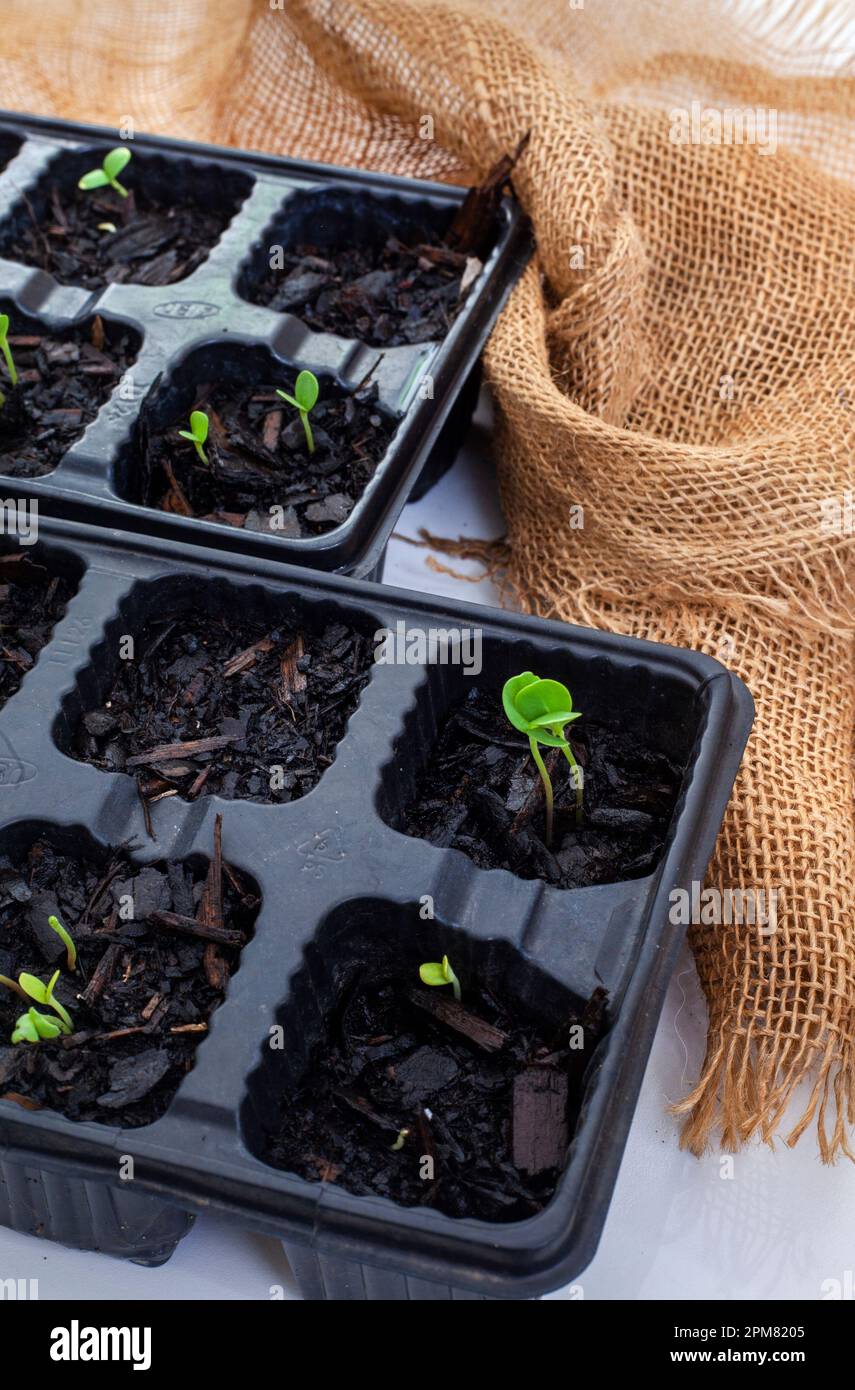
[57,574,376,805]
[115,339,398,537]
[237,186,487,347]
[379,638,699,890]
[0,301,140,479]
[0,818,259,1125]
[0,129,22,173]
[0,145,253,290]
[242,898,608,1223]
[0,538,82,713]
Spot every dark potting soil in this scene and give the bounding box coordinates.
[261,962,607,1222]
[0,183,232,290]
[400,686,683,888]
[0,317,138,479]
[0,823,258,1126]
[138,378,397,536]
[0,552,76,709]
[71,610,372,808]
[244,236,477,347]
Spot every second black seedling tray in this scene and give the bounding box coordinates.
[0,517,752,1299]
[0,112,531,577]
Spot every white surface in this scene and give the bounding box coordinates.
[1,395,851,1302]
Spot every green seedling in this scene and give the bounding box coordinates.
[419,954,461,1003]
[178,409,209,465]
[78,146,132,198]
[502,672,583,846]
[12,1008,65,1044]
[0,313,18,388]
[18,970,73,1034]
[390,1127,410,1151]
[276,370,319,454]
[47,914,77,972]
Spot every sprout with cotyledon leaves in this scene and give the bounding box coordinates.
[178,409,210,465]
[419,954,461,1002]
[502,672,583,847]
[276,370,319,455]
[78,147,133,198]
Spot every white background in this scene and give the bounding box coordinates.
[2,396,853,1301]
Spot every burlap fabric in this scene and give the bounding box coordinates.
[2,0,854,1159]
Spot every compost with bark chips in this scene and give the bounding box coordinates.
[71,608,373,808]
[0,552,76,708]
[139,378,396,536]
[400,686,683,888]
[0,184,233,290]
[262,962,607,1221]
[0,821,258,1125]
[0,317,138,478]
[244,236,477,347]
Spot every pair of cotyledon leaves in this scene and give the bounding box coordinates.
[502,671,581,746]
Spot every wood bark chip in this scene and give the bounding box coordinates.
[405,987,508,1052]
[148,909,242,948]
[222,636,274,678]
[161,459,193,516]
[140,992,164,1022]
[199,813,228,988]
[448,131,531,256]
[126,734,240,767]
[262,408,283,451]
[0,1092,42,1110]
[280,634,307,696]
[332,1086,400,1133]
[512,1066,569,1174]
[187,765,211,800]
[79,942,123,1007]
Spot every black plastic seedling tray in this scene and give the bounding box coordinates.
[0,111,531,579]
[0,516,752,1299]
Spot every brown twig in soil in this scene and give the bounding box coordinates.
[0,974,29,1002]
[187,765,211,800]
[136,778,155,841]
[351,353,386,395]
[79,942,123,1008]
[280,634,307,697]
[147,909,242,948]
[405,987,508,1052]
[161,459,193,516]
[126,734,241,767]
[199,812,227,989]
[223,636,274,677]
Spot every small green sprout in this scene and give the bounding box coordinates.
[503,672,583,846]
[18,970,73,1034]
[78,146,132,198]
[11,1008,64,1044]
[276,370,319,454]
[390,1127,410,1151]
[178,409,210,465]
[419,954,461,1002]
[0,313,18,388]
[47,914,77,972]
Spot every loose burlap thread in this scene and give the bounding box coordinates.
[2,0,854,1159]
